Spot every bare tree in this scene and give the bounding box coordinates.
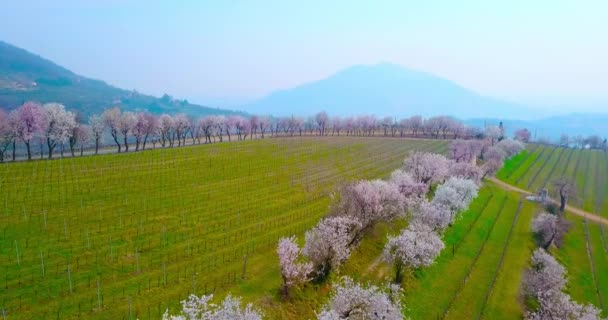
[552,179,576,212]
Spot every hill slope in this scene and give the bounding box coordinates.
[246,63,535,119]
[0,41,239,117]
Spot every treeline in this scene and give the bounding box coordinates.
[0,102,522,162]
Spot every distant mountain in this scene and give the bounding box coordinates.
[0,41,241,117]
[246,63,539,119]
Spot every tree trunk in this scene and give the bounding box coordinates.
[394,262,403,284]
[47,138,55,159]
[12,141,16,161]
[25,141,32,160]
[95,137,100,155]
[123,136,129,152]
[560,195,566,212]
[112,133,121,153]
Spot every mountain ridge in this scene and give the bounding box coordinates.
[245,62,540,119]
[0,41,241,117]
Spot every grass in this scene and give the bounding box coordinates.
[444,192,523,319]
[506,146,545,185]
[481,200,536,320]
[553,216,598,307]
[0,136,448,319]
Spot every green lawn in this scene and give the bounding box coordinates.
[0,137,447,319]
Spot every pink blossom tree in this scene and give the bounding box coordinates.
[14,102,47,160]
[173,113,190,146]
[448,161,483,183]
[132,112,148,151]
[403,152,451,185]
[334,180,405,231]
[388,169,428,209]
[141,113,158,150]
[382,223,444,282]
[523,249,603,320]
[449,139,484,163]
[531,212,570,249]
[303,216,362,278]
[317,277,403,320]
[277,236,313,294]
[515,128,531,143]
[162,294,263,320]
[119,111,136,151]
[409,200,453,232]
[0,109,16,162]
[158,114,174,147]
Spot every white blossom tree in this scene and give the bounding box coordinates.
[431,177,479,219]
[277,236,313,294]
[317,277,403,320]
[303,216,362,278]
[485,125,503,145]
[531,213,569,249]
[382,223,444,282]
[88,114,105,155]
[42,103,77,158]
[495,139,525,158]
[162,294,263,320]
[388,169,428,209]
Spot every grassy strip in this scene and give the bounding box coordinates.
[497,150,530,181]
[444,193,520,319]
[519,146,556,190]
[507,147,545,185]
[404,187,506,319]
[481,200,536,320]
[528,147,565,191]
[588,222,608,315]
[553,215,598,307]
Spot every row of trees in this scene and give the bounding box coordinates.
[525,177,605,318]
[523,249,603,319]
[1,102,522,162]
[162,137,524,319]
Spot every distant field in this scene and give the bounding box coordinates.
[0,137,447,319]
[498,145,608,316]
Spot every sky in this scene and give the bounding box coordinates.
[1,0,607,112]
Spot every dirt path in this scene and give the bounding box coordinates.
[489,177,608,226]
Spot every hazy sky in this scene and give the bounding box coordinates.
[1,0,607,112]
